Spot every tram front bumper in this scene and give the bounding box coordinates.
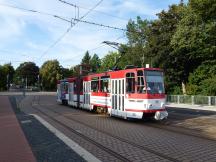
[154,110,168,120]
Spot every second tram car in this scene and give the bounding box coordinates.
[57,79,69,105]
[57,67,168,120]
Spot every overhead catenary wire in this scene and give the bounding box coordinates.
[0,1,134,61]
[0,2,142,65]
[54,15,126,31]
[37,0,104,61]
[0,3,140,34]
[0,3,54,16]
[0,1,127,21]
[0,2,105,60]
[58,0,128,21]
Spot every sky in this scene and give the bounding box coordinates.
[0,0,182,69]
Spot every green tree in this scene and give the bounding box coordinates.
[15,62,39,87]
[40,60,61,90]
[189,0,216,21]
[90,54,101,73]
[60,66,73,78]
[171,0,216,94]
[81,51,91,65]
[70,65,80,77]
[0,66,7,90]
[125,17,150,67]
[99,51,120,72]
[187,60,216,96]
[0,63,15,90]
[145,3,185,93]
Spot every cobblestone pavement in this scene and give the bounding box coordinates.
[9,96,86,162]
[18,95,216,162]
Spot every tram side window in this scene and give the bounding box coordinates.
[126,73,135,93]
[61,83,68,93]
[137,70,145,93]
[91,77,99,92]
[100,76,110,93]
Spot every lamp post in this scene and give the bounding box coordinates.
[22,78,25,97]
[6,74,9,91]
[38,75,40,91]
[25,77,28,89]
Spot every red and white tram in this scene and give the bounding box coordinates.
[57,67,168,120]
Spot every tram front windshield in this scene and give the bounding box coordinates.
[145,70,164,94]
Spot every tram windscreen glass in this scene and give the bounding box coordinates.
[145,71,164,94]
[61,82,68,92]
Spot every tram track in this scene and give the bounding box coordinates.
[31,96,131,162]
[32,96,183,162]
[43,97,216,142]
[144,114,216,142]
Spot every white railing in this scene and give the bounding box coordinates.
[166,95,216,106]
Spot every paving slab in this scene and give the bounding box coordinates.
[0,96,36,162]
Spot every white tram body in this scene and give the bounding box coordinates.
[57,67,168,120]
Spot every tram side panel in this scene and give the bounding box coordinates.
[89,75,111,112]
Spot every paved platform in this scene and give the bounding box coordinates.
[0,96,36,162]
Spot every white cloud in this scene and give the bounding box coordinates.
[0,15,25,45]
[0,0,180,68]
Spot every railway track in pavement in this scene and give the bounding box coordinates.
[28,95,216,162]
[31,96,180,162]
[31,96,131,162]
[35,95,216,142]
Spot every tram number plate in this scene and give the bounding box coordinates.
[155,100,159,103]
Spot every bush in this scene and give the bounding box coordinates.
[186,60,216,95]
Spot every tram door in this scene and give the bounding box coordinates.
[83,81,90,109]
[111,79,125,117]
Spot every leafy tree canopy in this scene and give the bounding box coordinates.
[99,51,120,72]
[0,63,15,90]
[90,54,101,73]
[187,60,216,95]
[15,62,39,86]
[40,60,61,90]
[81,51,91,65]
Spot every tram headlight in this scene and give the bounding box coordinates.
[161,103,165,109]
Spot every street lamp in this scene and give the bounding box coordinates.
[38,75,40,91]
[6,74,9,91]
[22,78,25,96]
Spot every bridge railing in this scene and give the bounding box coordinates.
[166,95,216,106]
